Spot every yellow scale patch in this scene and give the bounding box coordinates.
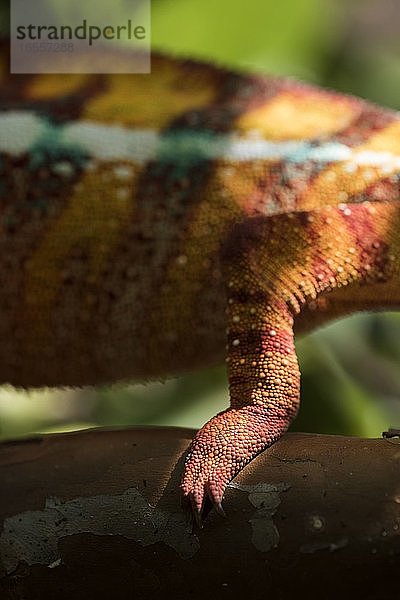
[254,215,313,309]
[26,73,91,99]
[318,203,400,309]
[210,160,275,212]
[374,202,400,278]
[23,161,140,349]
[262,209,361,315]
[148,164,244,345]
[310,208,362,286]
[82,60,219,128]
[237,90,359,140]
[365,120,400,154]
[299,120,400,210]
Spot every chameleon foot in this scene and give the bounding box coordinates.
[181,405,289,518]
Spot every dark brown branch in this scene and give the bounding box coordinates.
[1,427,399,599]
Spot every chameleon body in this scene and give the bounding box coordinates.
[1,42,400,516]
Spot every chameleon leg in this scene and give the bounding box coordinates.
[181,201,400,517]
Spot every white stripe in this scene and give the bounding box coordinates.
[62,122,159,162]
[0,110,399,172]
[0,111,43,155]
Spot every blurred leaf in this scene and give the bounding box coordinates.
[152,0,340,77]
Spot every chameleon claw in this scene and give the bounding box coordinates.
[193,508,203,529]
[187,489,226,524]
[213,501,226,518]
[182,480,227,525]
[205,482,226,518]
[188,494,203,529]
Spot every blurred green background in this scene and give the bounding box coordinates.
[0,0,400,440]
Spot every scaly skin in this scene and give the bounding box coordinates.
[181,203,400,513]
[0,41,400,518]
